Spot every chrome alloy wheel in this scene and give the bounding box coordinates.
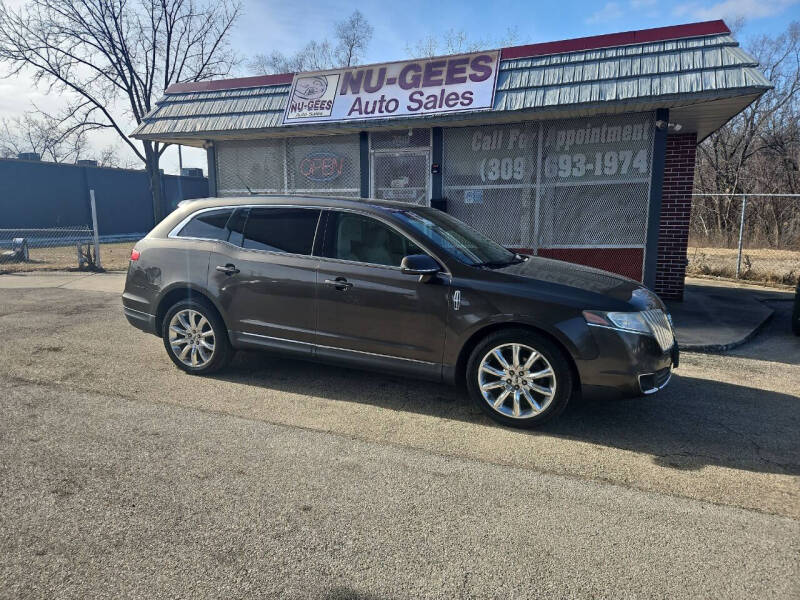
[478,343,557,419]
[168,309,216,368]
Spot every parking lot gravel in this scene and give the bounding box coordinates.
[0,280,798,598]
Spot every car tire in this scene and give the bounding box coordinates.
[465,328,574,428]
[161,299,233,375]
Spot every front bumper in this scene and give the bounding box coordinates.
[577,325,678,399]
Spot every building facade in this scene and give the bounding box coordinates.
[133,20,771,299]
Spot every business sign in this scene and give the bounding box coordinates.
[283,51,500,125]
[299,151,345,182]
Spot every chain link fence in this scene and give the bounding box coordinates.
[0,226,99,272]
[688,194,800,286]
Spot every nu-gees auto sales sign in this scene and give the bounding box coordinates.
[282,51,500,125]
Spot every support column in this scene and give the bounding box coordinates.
[643,108,668,290]
[206,143,217,197]
[654,132,698,301]
[430,127,444,210]
[359,132,369,198]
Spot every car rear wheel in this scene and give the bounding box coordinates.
[465,329,573,428]
[162,299,233,374]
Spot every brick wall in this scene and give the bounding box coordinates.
[537,248,644,281]
[654,133,697,300]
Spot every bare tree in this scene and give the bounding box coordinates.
[693,22,800,248]
[406,27,519,58]
[248,10,372,74]
[0,111,91,162]
[334,9,373,67]
[0,0,241,223]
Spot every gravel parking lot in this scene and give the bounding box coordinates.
[1,275,798,598]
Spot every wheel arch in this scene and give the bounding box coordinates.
[453,321,581,393]
[154,284,227,337]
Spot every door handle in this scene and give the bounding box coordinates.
[215,263,240,275]
[324,277,353,291]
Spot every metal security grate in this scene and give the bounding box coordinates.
[286,134,361,197]
[371,128,431,150]
[443,113,655,280]
[538,113,654,248]
[216,135,361,198]
[370,130,431,206]
[642,309,675,351]
[443,122,538,247]
[216,139,285,195]
[372,152,429,205]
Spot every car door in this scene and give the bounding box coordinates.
[314,209,449,379]
[208,205,321,356]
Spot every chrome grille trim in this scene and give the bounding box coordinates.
[642,309,674,351]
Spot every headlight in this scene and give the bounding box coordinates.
[583,310,651,335]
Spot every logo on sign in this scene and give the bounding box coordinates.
[300,151,344,182]
[286,74,339,119]
[294,76,328,100]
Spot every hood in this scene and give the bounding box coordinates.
[492,255,663,310]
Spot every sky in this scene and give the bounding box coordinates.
[1,0,799,175]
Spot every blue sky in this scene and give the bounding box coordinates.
[2,0,798,173]
[235,0,800,66]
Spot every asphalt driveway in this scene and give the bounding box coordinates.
[0,276,798,598]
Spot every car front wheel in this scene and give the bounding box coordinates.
[162,299,233,374]
[465,329,573,428]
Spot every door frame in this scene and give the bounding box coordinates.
[369,132,432,207]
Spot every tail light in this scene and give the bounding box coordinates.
[130,248,141,261]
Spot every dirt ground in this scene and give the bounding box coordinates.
[0,241,136,273]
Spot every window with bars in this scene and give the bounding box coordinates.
[215,134,361,197]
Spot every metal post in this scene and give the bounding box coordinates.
[532,122,543,255]
[205,143,217,197]
[89,189,102,269]
[177,145,184,204]
[735,195,747,278]
[359,131,369,198]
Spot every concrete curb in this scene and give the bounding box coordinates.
[679,307,774,353]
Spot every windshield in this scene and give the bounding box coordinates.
[391,208,519,267]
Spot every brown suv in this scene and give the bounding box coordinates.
[123,196,677,427]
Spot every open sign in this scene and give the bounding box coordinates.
[300,151,345,182]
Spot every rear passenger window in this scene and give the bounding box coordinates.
[178,209,233,240]
[226,208,248,246]
[242,208,321,255]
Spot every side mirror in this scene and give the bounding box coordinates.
[401,254,440,281]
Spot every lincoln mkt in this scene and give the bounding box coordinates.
[132,20,771,299]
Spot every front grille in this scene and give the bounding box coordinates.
[642,309,675,352]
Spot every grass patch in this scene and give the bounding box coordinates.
[687,246,799,287]
[0,241,136,273]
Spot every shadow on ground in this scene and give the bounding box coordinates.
[215,347,800,478]
[725,299,800,365]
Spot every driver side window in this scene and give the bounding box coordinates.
[322,212,423,267]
